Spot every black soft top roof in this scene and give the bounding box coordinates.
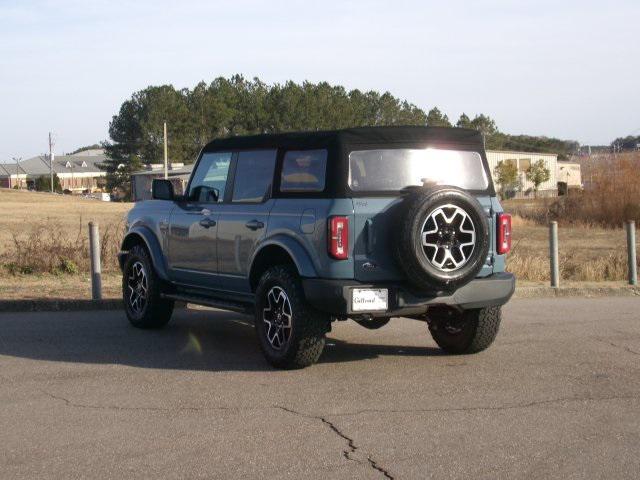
[202,125,484,152]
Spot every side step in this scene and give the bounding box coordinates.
[161,293,254,315]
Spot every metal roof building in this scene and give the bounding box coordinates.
[0,152,107,192]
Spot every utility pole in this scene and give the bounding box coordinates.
[48,132,55,193]
[163,121,168,180]
[12,157,22,189]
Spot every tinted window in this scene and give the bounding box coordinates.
[349,148,489,191]
[232,150,277,203]
[189,152,232,202]
[280,149,327,192]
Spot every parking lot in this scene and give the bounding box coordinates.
[1,297,639,479]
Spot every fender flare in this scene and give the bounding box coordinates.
[250,235,318,279]
[120,225,170,281]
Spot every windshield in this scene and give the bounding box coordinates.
[348,148,489,192]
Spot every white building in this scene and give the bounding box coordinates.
[556,161,582,193]
[486,150,558,198]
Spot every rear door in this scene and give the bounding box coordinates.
[215,150,277,293]
[166,151,232,288]
[348,147,494,282]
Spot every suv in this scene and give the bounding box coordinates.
[119,126,515,368]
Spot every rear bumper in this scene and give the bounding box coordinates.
[302,272,515,317]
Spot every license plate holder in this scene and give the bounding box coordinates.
[351,288,388,312]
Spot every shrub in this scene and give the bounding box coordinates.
[57,258,80,275]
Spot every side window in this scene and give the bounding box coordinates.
[518,158,531,173]
[280,149,327,192]
[232,150,277,203]
[188,152,232,203]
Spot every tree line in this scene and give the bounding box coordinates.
[102,74,578,196]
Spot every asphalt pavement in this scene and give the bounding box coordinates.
[1,297,639,479]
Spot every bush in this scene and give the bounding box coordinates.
[56,258,79,275]
[35,174,63,193]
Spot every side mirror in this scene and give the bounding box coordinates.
[152,179,174,201]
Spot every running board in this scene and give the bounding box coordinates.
[161,293,254,315]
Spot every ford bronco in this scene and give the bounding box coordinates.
[119,126,515,368]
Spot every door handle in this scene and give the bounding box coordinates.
[245,219,264,231]
[199,218,216,228]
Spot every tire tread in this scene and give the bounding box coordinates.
[255,265,328,369]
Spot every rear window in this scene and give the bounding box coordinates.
[232,150,277,203]
[280,149,327,192]
[348,148,489,192]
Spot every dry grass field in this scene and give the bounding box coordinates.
[0,189,130,269]
[0,189,131,299]
[0,188,130,248]
[508,215,636,281]
[0,188,637,301]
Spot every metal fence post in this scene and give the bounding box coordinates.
[626,220,637,286]
[549,221,560,288]
[89,222,102,300]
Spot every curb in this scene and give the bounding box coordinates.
[0,299,123,313]
[1,287,638,313]
[0,299,190,313]
[514,286,640,299]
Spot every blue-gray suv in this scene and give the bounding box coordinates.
[119,126,515,368]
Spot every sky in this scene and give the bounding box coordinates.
[1,0,638,160]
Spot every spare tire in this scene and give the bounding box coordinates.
[393,186,490,291]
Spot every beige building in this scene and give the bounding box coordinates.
[0,150,107,192]
[556,161,582,194]
[486,150,558,198]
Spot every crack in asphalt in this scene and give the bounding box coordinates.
[39,390,236,413]
[42,390,639,418]
[41,390,639,479]
[595,338,640,356]
[41,391,395,478]
[274,405,393,479]
[327,393,640,417]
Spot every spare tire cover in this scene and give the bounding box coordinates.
[393,186,490,291]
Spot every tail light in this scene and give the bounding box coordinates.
[496,213,512,254]
[328,216,349,260]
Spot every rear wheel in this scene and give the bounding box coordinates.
[428,306,501,354]
[122,244,174,329]
[255,266,329,369]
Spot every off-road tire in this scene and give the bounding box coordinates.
[428,306,501,354]
[393,186,490,291]
[255,266,329,369]
[122,244,174,329]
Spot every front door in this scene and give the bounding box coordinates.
[166,151,232,288]
[216,150,277,293]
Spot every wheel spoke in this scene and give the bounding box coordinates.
[262,286,293,351]
[126,261,147,314]
[420,204,476,272]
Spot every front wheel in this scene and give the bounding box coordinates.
[428,306,501,354]
[122,244,174,329]
[255,266,330,369]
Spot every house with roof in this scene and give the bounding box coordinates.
[0,150,108,193]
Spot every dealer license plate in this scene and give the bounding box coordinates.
[352,288,388,312]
